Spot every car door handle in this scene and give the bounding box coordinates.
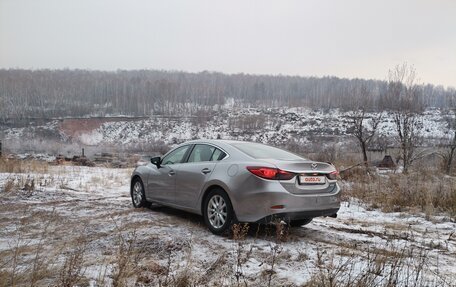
[168,170,175,176]
[201,168,211,174]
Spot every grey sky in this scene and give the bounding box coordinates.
[1,0,455,87]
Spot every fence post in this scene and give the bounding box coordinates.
[0,140,2,158]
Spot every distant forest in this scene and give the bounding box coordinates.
[1,69,455,120]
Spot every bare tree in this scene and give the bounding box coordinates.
[387,63,424,173]
[439,108,456,174]
[346,84,382,166]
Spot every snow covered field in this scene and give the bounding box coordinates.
[0,165,455,286]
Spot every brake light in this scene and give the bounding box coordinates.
[247,167,295,180]
[327,170,339,180]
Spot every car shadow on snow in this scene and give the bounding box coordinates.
[243,222,329,242]
[147,204,206,227]
[144,204,326,242]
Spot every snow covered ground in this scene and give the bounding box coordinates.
[0,165,455,286]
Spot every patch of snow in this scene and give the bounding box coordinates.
[78,130,104,145]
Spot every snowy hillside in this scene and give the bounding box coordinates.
[96,107,449,146]
[2,108,450,152]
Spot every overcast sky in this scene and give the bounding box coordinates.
[1,0,455,87]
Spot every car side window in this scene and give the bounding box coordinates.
[161,145,190,165]
[187,144,215,163]
[210,148,226,161]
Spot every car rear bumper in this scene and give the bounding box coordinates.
[232,181,341,222]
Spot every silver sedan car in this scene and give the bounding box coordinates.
[131,140,341,235]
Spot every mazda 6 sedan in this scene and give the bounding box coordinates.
[130,140,341,235]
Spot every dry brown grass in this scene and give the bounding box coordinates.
[110,222,141,287]
[2,178,15,193]
[0,158,49,174]
[231,223,252,286]
[58,238,88,287]
[342,166,456,218]
[303,243,446,287]
[0,176,41,197]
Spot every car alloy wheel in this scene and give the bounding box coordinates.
[204,188,234,235]
[131,178,149,208]
[207,195,227,229]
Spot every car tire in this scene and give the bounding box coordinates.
[289,218,313,227]
[131,177,150,208]
[203,188,235,235]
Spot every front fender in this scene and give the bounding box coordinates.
[131,164,152,190]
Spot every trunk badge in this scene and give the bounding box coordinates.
[311,163,318,170]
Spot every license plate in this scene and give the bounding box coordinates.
[300,176,325,184]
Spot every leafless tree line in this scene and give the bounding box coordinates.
[348,64,456,174]
[0,69,455,121]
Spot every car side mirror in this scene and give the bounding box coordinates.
[150,156,161,168]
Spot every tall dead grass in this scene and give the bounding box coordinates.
[0,209,61,287]
[342,166,456,218]
[58,238,88,287]
[304,242,450,287]
[0,158,48,174]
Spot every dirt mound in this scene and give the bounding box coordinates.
[59,118,112,138]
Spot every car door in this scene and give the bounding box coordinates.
[174,144,225,209]
[146,145,191,204]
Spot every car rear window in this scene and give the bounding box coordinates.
[231,142,304,160]
[211,148,227,161]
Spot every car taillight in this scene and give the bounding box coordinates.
[247,167,295,180]
[327,170,339,180]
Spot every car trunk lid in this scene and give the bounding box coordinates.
[259,159,338,195]
[260,159,334,174]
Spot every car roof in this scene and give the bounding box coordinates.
[184,139,256,147]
